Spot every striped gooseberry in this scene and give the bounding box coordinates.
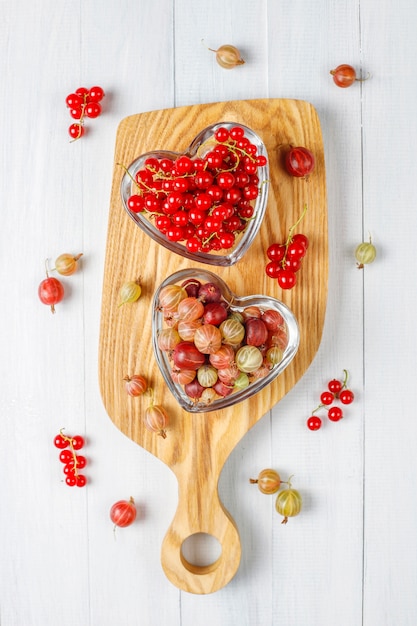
[250,468,282,494]
[275,479,302,524]
[124,374,148,397]
[110,497,137,528]
[193,324,222,354]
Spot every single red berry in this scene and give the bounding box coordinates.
[267,243,286,262]
[292,233,309,250]
[320,391,334,405]
[307,416,322,431]
[69,123,85,140]
[54,434,68,449]
[85,101,102,118]
[328,406,343,422]
[88,86,105,102]
[66,93,83,108]
[339,389,354,404]
[328,379,343,394]
[277,268,297,289]
[71,435,85,450]
[65,475,77,487]
[265,261,282,279]
[76,475,87,488]
[59,450,73,464]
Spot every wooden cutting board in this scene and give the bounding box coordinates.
[99,99,327,594]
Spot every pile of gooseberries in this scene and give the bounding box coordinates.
[307,369,355,430]
[123,125,268,256]
[54,430,87,487]
[66,85,105,140]
[265,204,309,290]
[38,254,83,313]
[156,277,289,406]
[250,469,302,524]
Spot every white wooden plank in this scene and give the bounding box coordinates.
[267,2,365,624]
[360,1,417,624]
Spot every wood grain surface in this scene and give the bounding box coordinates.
[99,98,327,593]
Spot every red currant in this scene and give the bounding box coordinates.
[69,123,84,140]
[277,268,297,289]
[54,434,69,449]
[216,172,235,189]
[256,155,267,167]
[88,86,105,102]
[66,93,83,108]
[59,449,74,464]
[219,232,235,249]
[72,435,85,450]
[267,243,286,262]
[307,416,322,431]
[339,389,354,404]
[76,475,87,488]
[320,391,334,405]
[292,233,309,250]
[328,406,343,422]
[328,378,343,394]
[214,127,230,142]
[265,261,282,279]
[229,126,245,140]
[287,240,307,260]
[65,475,77,487]
[127,194,145,213]
[85,102,102,118]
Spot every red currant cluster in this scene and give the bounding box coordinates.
[65,86,105,141]
[265,204,309,289]
[38,254,83,313]
[307,370,355,430]
[54,430,87,487]
[124,125,267,254]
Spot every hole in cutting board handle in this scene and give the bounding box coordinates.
[180,533,222,574]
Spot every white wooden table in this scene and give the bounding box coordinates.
[2,1,416,624]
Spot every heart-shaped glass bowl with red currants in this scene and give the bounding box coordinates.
[152,269,299,413]
[120,123,269,266]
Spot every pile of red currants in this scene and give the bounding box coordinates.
[307,370,355,430]
[124,125,267,255]
[65,86,105,140]
[54,430,87,487]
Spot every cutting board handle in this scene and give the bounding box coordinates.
[160,482,241,594]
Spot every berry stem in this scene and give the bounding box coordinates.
[59,429,79,477]
[280,203,308,268]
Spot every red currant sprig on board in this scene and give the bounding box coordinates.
[307,369,355,430]
[54,430,87,487]
[65,86,105,141]
[265,204,308,290]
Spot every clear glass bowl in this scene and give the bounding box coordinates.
[120,122,269,266]
[152,269,300,413]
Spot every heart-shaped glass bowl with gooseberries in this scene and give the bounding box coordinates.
[120,122,269,266]
[152,269,300,413]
